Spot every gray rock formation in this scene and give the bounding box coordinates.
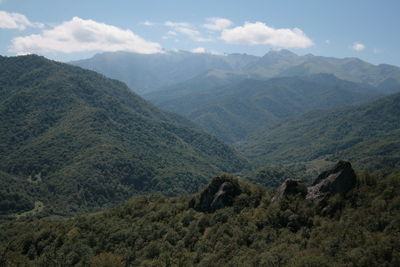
[189,175,241,212]
[306,161,357,200]
[271,179,307,203]
[271,161,357,203]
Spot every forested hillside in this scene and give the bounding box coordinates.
[1,166,399,266]
[73,50,400,144]
[242,92,400,171]
[147,74,381,143]
[0,55,248,217]
[1,1,400,266]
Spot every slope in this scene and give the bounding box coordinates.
[0,55,248,216]
[1,169,399,266]
[146,74,381,143]
[242,92,400,170]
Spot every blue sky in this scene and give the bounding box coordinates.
[1,0,399,66]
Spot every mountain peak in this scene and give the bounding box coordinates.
[258,49,300,66]
[263,49,298,58]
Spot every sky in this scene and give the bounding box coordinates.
[1,0,399,66]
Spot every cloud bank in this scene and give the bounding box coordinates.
[191,47,206,53]
[10,17,162,54]
[190,47,222,55]
[203,17,232,31]
[0,10,43,30]
[221,22,313,48]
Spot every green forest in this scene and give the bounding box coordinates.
[1,169,399,266]
[0,49,399,267]
[0,55,248,217]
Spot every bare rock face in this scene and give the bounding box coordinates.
[189,175,241,213]
[271,179,307,203]
[271,161,357,204]
[306,161,357,201]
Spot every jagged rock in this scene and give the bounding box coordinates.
[271,179,307,203]
[189,175,241,212]
[306,160,357,200]
[271,161,357,204]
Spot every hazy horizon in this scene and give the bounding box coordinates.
[1,0,399,66]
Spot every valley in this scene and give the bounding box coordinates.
[1,0,400,265]
[1,26,399,266]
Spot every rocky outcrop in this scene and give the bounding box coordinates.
[271,161,357,203]
[189,175,242,213]
[306,161,357,201]
[271,179,307,203]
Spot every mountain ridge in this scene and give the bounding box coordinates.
[71,49,400,95]
[241,91,400,170]
[146,73,382,143]
[0,54,248,216]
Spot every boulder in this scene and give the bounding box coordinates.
[271,179,307,203]
[189,175,241,212]
[306,160,357,200]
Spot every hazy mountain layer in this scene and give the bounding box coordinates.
[70,51,259,94]
[71,49,400,95]
[147,74,381,143]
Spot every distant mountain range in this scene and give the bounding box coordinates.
[146,74,381,143]
[248,50,400,94]
[0,55,248,216]
[70,51,259,94]
[71,49,400,95]
[71,50,400,144]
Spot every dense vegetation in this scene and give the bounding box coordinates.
[73,49,400,144]
[147,74,381,143]
[1,169,399,266]
[242,92,400,171]
[1,52,399,266]
[245,165,297,189]
[0,55,248,217]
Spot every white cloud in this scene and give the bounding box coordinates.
[352,42,365,51]
[165,20,212,42]
[325,40,331,44]
[191,47,223,55]
[220,21,313,48]
[0,10,43,30]
[164,21,191,28]
[191,47,206,53]
[9,17,163,55]
[140,20,155,26]
[162,30,179,41]
[176,27,200,37]
[203,17,232,31]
